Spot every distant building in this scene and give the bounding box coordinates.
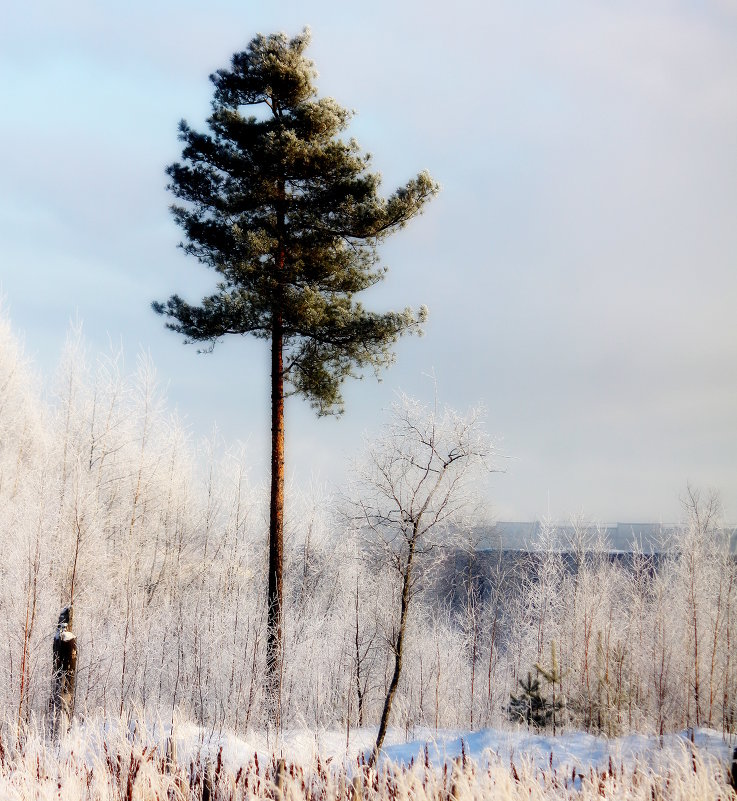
[480,521,737,553]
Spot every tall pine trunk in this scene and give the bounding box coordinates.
[266,311,285,725]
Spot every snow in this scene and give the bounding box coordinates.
[373,726,734,774]
[164,723,734,777]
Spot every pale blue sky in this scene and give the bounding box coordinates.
[1,0,736,522]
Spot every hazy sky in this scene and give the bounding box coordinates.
[1,0,735,523]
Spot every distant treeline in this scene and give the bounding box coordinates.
[464,521,737,553]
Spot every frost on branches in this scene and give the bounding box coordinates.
[0,309,734,743]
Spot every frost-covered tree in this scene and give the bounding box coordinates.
[3,306,737,736]
[676,486,732,729]
[153,30,438,715]
[349,393,493,764]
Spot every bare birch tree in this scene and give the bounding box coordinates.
[349,392,494,765]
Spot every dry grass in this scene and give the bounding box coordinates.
[0,719,733,800]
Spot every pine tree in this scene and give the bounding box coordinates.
[507,671,550,730]
[535,641,566,735]
[590,631,630,736]
[508,649,566,733]
[152,29,438,721]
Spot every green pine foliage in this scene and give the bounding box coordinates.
[535,641,567,735]
[507,671,552,730]
[508,646,566,733]
[153,28,438,415]
[153,29,438,714]
[590,631,631,736]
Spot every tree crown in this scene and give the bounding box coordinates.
[153,29,438,415]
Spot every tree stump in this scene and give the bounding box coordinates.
[275,758,286,801]
[50,606,77,738]
[202,762,213,801]
[351,774,363,801]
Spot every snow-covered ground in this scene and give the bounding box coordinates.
[379,727,733,771]
[168,721,735,776]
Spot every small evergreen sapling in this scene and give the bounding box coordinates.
[535,641,566,735]
[507,646,565,733]
[507,671,550,730]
